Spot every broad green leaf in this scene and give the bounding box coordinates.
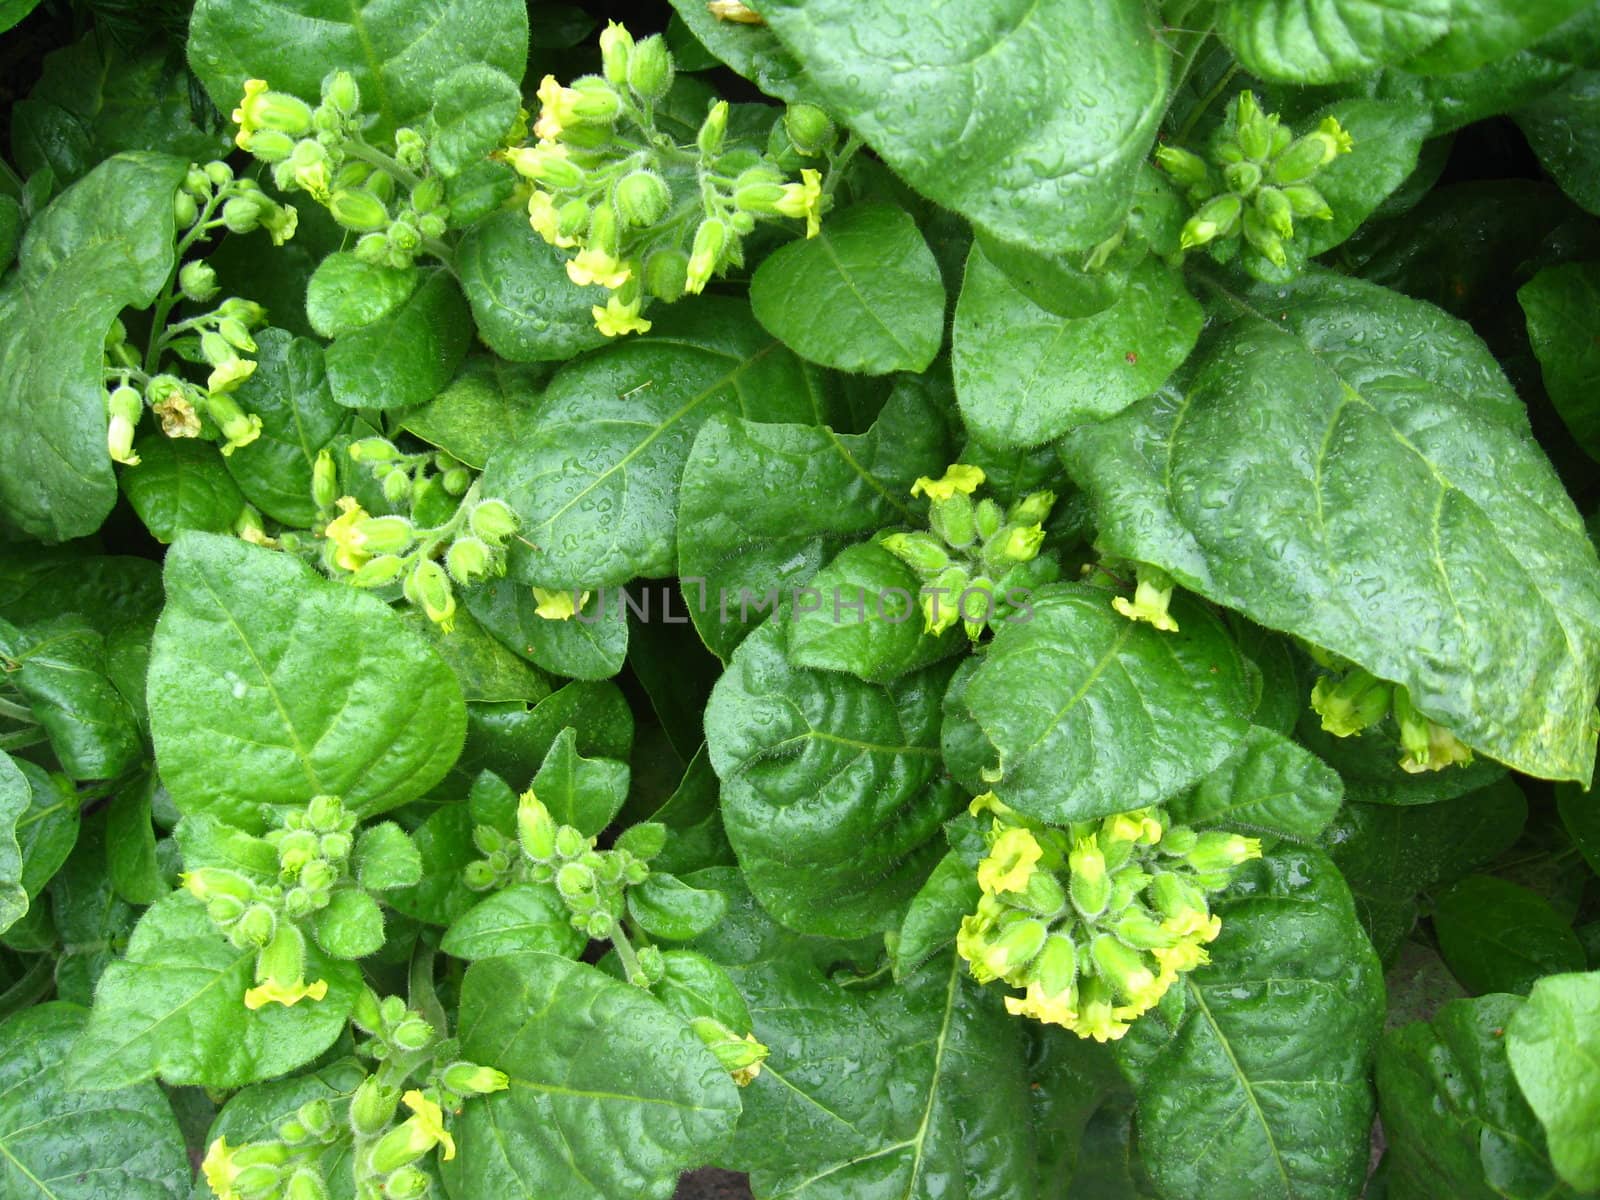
[973,228,1126,320]
[706,618,963,937]
[749,203,945,375]
[0,0,40,34]
[953,245,1201,448]
[187,0,529,140]
[647,748,736,876]
[785,540,961,684]
[755,0,1167,253]
[951,585,1253,823]
[47,812,135,1004]
[352,821,422,891]
[1294,99,1433,257]
[441,882,584,960]
[456,209,608,362]
[1433,875,1585,994]
[663,0,813,101]
[304,253,420,339]
[0,552,160,640]
[693,872,1036,1199]
[310,888,386,959]
[1218,0,1449,83]
[1168,725,1343,843]
[404,607,552,703]
[0,152,184,539]
[1557,782,1600,876]
[0,616,144,782]
[12,759,79,898]
[645,948,754,1036]
[1506,971,1600,1192]
[1379,992,1573,1200]
[121,437,244,543]
[148,533,466,830]
[0,1002,189,1199]
[627,872,728,941]
[1323,780,1526,961]
[177,813,280,879]
[1062,269,1600,784]
[1405,0,1594,75]
[529,726,630,836]
[892,849,981,981]
[65,891,359,1090]
[450,680,634,789]
[445,953,741,1199]
[427,63,520,177]
[387,802,477,927]
[1115,846,1385,1200]
[399,355,544,469]
[485,297,826,588]
[325,269,471,411]
[0,753,28,935]
[107,775,165,907]
[1520,260,1600,459]
[466,579,629,681]
[221,329,347,528]
[1517,71,1600,215]
[677,377,950,659]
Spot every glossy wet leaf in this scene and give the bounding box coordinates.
[106,775,165,907]
[1168,725,1343,843]
[399,354,545,469]
[0,1002,189,1199]
[11,759,79,899]
[1115,846,1385,1200]
[147,533,465,831]
[427,63,521,177]
[304,253,420,339]
[628,872,728,941]
[749,203,945,375]
[1520,260,1600,459]
[705,618,963,937]
[951,585,1253,823]
[529,726,629,836]
[953,244,1201,448]
[756,0,1168,253]
[120,436,244,543]
[1506,970,1600,1192]
[1433,875,1585,995]
[444,952,741,1199]
[0,152,184,540]
[1293,99,1433,257]
[0,753,28,936]
[1063,269,1600,784]
[457,209,608,362]
[440,882,584,960]
[1404,0,1594,75]
[664,0,814,102]
[892,849,981,981]
[466,579,629,681]
[1516,70,1600,215]
[405,607,552,704]
[325,268,472,410]
[1218,0,1449,83]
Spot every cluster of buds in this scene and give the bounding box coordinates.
[202,1105,340,1200]
[234,73,450,269]
[879,465,1060,639]
[314,438,520,632]
[505,21,835,336]
[956,794,1262,1042]
[1157,91,1352,274]
[174,158,299,248]
[1309,656,1473,773]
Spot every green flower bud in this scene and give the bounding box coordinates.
[233,903,278,948]
[444,535,491,584]
[1183,830,1263,873]
[1223,160,1262,195]
[395,127,428,172]
[1068,837,1111,918]
[1255,186,1295,238]
[366,1126,429,1176]
[380,995,408,1026]
[441,466,470,495]
[441,1061,510,1096]
[298,860,337,893]
[239,86,314,138]
[468,498,517,545]
[173,189,199,227]
[1311,667,1392,737]
[354,232,388,264]
[183,866,257,903]
[329,188,389,233]
[1016,868,1067,916]
[322,69,360,116]
[207,894,247,926]
[283,1169,331,1200]
[628,36,674,101]
[348,555,403,588]
[1033,931,1078,996]
[930,493,977,548]
[567,76,623,123]
[697,100,729,158]
[278,1117,309,1144]
[1091,933,1159,1003]
[349,1076,400,1136]
[1284,183,1332,220]
[600,20,634,84]
[218,317,257,353]
[391,1016,434,1052]
[615,171,671,227]
[353,515,414,555]
[784,103,835,155]
[557,198,590,241]
[245,128,296,162]
[310,448,338,511]
[219,297,268,327]
[879,530,950,573]
[733,181,787,215]
[411,176,445,216]
[1233,92,1273,161]
[643,248,689,302]
[407,559,455,630]
[183,166,212,198]
[636,944,666,986]
[1007,489,1056,527]
[1180,192,1242,250]
[222,195,264,234]
[974,498,1005,542]
[232,1164,283,1197]
[1155,144,1209,188]
[1243,208,1288,267]
[511,148,584,190]
[288,138,332,198]
[282,887,315,918]
[463,860,499,891]
[554,825,588,859]
[297,1098,336,1139]
[1270,135,1331,185]
[1393,686,1432,767]
[179,260,220,302]
[685,217,727,294]
[384,1166,430,1200]
[517,794,558,861]
[255,922,309,991]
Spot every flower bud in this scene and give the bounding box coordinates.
[395,127,427,172]
[1180,192,1242,250]
[508,146,585,190]
[206,392,263,453]
[517,794,558,860]
[1155,144,1209,188]
[1183,830,1263,873]
[642,248,689,302]
[179,259,220,302]
[380,995,407,1026]
[733,181,786,214]
[283,1169,330,1200]
[349,555,404,588]
[600,20,634,84]
[245,128,296,162]
[998,523,1045,564]
[173,189,199,227]
[383,1166,430,1200]
[615,170,671,227]
[880,531,950,573]
[1034,932,1078,997]
[238,83,314,139]
[329,188,389,233]
[1068,837,1110,917]
[556,861,598,905]
[1234,94,1274,162]
[784,103,835,155]
[1016,868,1067,916]
[1311,667,1391,737]
[353,515,414,555]
[298,1098,336,1138]
[445,537,491,584]
[355,232,388,264]
[697,101,729,159]
[1243,208,1288,267]
[1284,183,1332,220]
[463,860,499,891]
[310,448,338,511]
[349,1076,400,1136]
[468,498,518,545]
[391,1016,435,1051]
[233,904,278,948]
[218,317,257,353]
[207,894,247,925]
[628,36,674,101]
[685,218,727,294]
[222,196,264,234]
[441,1061,510,1097]
[1255,186,1295,238]
[1091,933,1159,1003]
[407,559,455,631]
[1223,160,1262,195]
[554,825,588,859]
[441,466,470,494]
[930,494,977,548]
[321,68,360,116]
[1270,135,1332,185]
[183,866,256,903]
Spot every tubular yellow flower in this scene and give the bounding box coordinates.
[1005,980,1078,1027]
[201,1137,242,1200]
[534,75,571,141]
[231,79,269,148]
[324,497,372,572]
[910,464,985,502]
[527,190,575,247]
[243,977,329,1009]
[566,247,631,289]
[977,827,1043,896]
[402,1089,456,1161]
[773,168,824,237]
[592,294,653,337]
[532,586,586,620]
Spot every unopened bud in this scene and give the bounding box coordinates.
[615,171,671,227]
[1155,144,1208,188]
[599,20,634,85]
[468,498,517,545]
[784,103,834,155]
[179,260,220,302]
[1180,192,1242,250]
[329,188,389,233]
[696,101,729,159]
[628,36,674,101]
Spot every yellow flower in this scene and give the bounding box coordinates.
[154,394,201,438]
[1318,116,1355,156]
[1159,907,1220,943]
[977,827,1043,895]
[567,247,632,290]
[592,294,652,337]
[1069,984,1130,1043]
[527,190,575,247]
[201,1137,242,1200]
[243,976,328,1009]
[206,357,258,396]
[532,586,591,619]
[966,791,1011,820]
[910,464,985,502]
[1005,980,1078,1027]
[402,1089,456,1161]
[324,497,372,572]
[231,79,269,148]
[534,74,571,141]
[774,168,824,237]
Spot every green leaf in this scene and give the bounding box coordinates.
[427,63,521,178]
[972,227,1126,320]
[756,0,1167,253]
[0,152,185,539]
[106,775,165,907]
[147,533,466,831]
[1294,99,1434,257]
[646,948,754,1034]
[1379,992,1573,1200]
[1520,260,1600,460]
[1516,71,1600,215]
[304,253,420,339]
[197,1059,364,1195]
[706,618,963,937]
[628,872,728,941]
[448,680,634,794]
[951,585,1253,823]
[1115,846,1385,1200]
[0,0,41,34]
[444,953,741,1198]
[485,297,826,588]
[1168,725,1343,843]
[892,848,982,981]
[1062,268,1600,784]
[531,726,629,837]
[785,540,962,684]
[441,882,584,960]
[1218,0,1450,83]
[749,203,945,375]
[647,748,736,876]
[663,0,814,102]
[456,208,608,362]
[404,607,552,703]
[120,437,244,543]
[1557,781,1600,876]
[187,0,529,140]
[48,812,135,1004]
[1506,971,1600,1192]
[693,872,1035,1199]
[0,1002,189,1199]
[466,579,629,681]
[1405,0,1594,75]
[310,888,386,959]
[953,245,1201,448]
[352,820,422,891]
[12,760,79,899]
[325,269,472,410]
[677,377,950,660]
[1433,874,1586,994]
[0,753,29,936]
[65,892,359,1090]
[398,355,543,469]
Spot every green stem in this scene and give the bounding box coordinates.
[143,195,225,375]
[1174,62,1239,144]
[0,730,47,752]
[0,697,37,723]
[610,923,645,986]
[822,132,863,200]
[408,932,449,1039]
[345,140,424,192]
